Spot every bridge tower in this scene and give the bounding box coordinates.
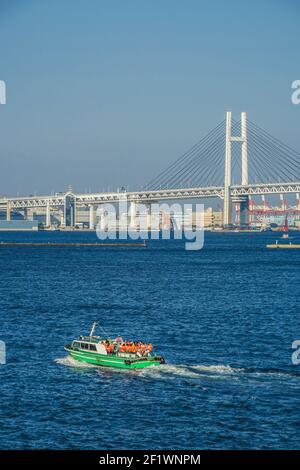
[223,111,248,226]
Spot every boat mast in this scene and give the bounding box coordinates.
[89,322,97,338]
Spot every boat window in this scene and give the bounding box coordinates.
[90,344,97,351]
[73,342,80,349]
[80,343,87,349]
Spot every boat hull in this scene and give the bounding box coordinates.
[64,345,164,369]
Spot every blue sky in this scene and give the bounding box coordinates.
[0,0,299,195]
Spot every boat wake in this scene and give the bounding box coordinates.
[55,356,239,378]
[139,363,244,381]
[55,356,96,368]
[138,364,300,382]
[55,357,300,383]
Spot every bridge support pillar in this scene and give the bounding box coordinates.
[223,111,232,226]
[60,208,65,227]
[280,194,287,212]
[130,200,137,229]
[146,203,152,231]
[240,198,249,227]
[46,203,51,227]
[64,193,76,227]
[223,111,248,227]
[6,202,11,221]
[89,205,95,230]
[248,196,254,224]
[233,196,249,227]
[241,112,248,186]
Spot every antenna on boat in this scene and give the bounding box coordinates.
[89,322,97,338]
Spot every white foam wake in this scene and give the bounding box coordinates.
[55,355,96,368]
[139,363,244,380]
[55,358,299,383]
[191,364,244,374]
[55,356,244,380]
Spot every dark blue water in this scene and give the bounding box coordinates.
[1,230,300,450]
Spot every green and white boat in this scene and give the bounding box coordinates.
[64,322,165,369]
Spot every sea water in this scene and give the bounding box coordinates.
[0,230,300,449]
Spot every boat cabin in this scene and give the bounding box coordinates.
[72,339,107,355]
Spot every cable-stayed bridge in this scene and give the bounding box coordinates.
[1,111,300,228]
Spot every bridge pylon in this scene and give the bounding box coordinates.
[223,111,248,226]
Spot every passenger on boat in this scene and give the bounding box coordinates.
[117,341,153,355]
[102,340,114,354]
[107,343,114,354]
